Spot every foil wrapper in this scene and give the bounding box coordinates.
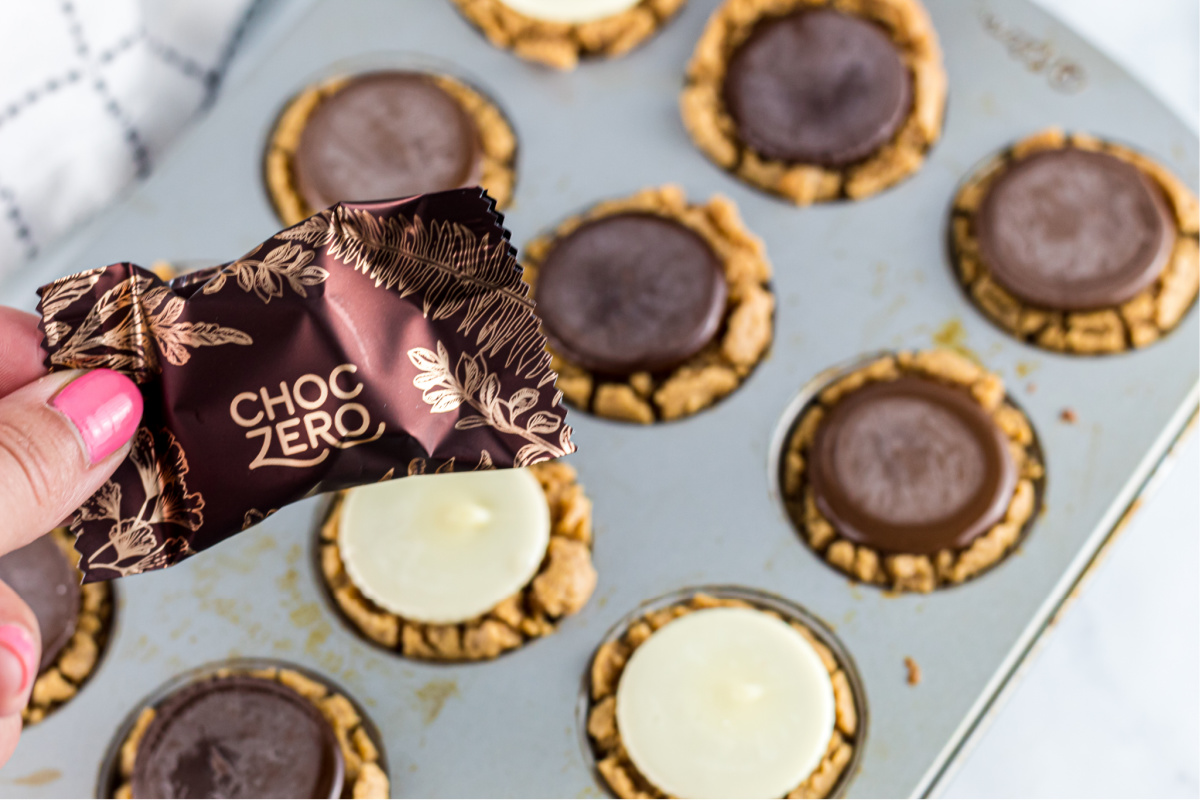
[37,189,574,582]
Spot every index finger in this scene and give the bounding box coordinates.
[0,308,46,396]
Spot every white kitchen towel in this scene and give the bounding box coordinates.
[0,0,264,284]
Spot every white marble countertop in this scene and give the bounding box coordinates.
[943,6,1198,796]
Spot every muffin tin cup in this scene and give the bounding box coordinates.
[0,0,1195,796]
[576,585,868,799]
[95,658,389,799]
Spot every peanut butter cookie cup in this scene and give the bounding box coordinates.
[105,662,388,799]
[523,186,774,423]
[682,0,946,204]
[584,589,865,798]
[780,350,1045,593]
[0,529,114,725]
[950,128,1199,354]
[449,0,688,70]
[266,70,516,226]
[319,461,596,661]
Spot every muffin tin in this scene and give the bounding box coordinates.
[0,0,1195,796]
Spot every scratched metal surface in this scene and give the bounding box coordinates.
[0,0,1196,796]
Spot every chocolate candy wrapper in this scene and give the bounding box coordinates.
[37,189,574,582]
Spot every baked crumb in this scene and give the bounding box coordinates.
[904,656,921,686]
[1060,407,1078,424]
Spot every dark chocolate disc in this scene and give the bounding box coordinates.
[535,213,728,376]
[976,148,1174,310]
[293,71,482,211]
[0,534,79,671]
[723,8,912,167]
[808,377,1017,555]
[131,675,345,799]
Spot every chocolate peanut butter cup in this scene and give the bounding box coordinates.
[724,8,912,167]
[0,529,114,725]
[976,148,1174,311]
[107,664,389,799]
[449,0,689,71]
[781,350,1045,593]
[266,71,516,226]
[131,676,345,799]
[293,72,483,212]
[523,186,774,424]
[682,0,946,203]
[318,461,596,661]
[583,588,866,799]
[809,377,1017,556]
[951,128,1200,354]
[536,213,727,375]
[0,534,80,672]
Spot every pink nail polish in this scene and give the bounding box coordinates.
[0,624,36,699]
[51,369,143,464]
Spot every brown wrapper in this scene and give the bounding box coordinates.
[37,189,575,583]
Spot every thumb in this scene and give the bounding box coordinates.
[0,369,142,554]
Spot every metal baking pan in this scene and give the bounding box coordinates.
[0,0,1195,796]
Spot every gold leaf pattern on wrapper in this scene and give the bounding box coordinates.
[202,241,329,303]
[39,270,253,384]
[409,341,571,465]
[37,189,575,582]
[75,428,201,578]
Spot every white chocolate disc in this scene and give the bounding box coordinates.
[615,607,836,799]
[338,469,550,624]
[496,0,642,24]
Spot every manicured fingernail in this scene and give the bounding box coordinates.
[0,625,36,701]
[51,369,143,465]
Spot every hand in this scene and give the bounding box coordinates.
[0,306,142,765]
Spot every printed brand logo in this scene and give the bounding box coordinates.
[229,364,384,469]
[979,7,1087,94]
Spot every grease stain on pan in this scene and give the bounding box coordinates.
[8,769,61,787]
[415,680,460,724]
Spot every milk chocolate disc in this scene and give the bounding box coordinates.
[809,377,1017,555]
[976,148,1174,311]
[293,72,482,211]
[535,213,728,375]
[131,675,345,799]
[723,8,912,167]
[0,534,79,671]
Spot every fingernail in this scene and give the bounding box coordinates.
[0,625,36,701]
[51,369,143,465]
